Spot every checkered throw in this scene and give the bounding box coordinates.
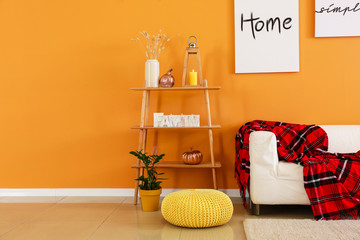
[235,120,360,220]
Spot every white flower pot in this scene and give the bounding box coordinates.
[145,59,159,88]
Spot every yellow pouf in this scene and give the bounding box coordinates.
[161,189,233,228]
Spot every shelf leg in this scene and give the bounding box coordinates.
[134,90,150,205]
[209,129,217,189]
[142,90,150,151]
[209,128,217,189]
[134,167,140,204]
[203,80,218,189]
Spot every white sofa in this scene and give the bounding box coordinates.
[249,125,360,215]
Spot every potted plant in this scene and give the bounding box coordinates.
[130,150,165,211]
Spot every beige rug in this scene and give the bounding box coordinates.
[244,219,360,240]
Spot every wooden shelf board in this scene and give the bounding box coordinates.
[131,125,221,129]
[131,161,221,169]
[130,87,221,91]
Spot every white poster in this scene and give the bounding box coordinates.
[234,0,299,73]
[315,0,360,37]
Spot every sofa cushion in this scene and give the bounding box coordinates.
[321,125,360,153]
[277,161,303,181]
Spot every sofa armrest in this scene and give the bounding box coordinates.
[249,131,279,177]
[249,131,310,205]
[249,131,279,203]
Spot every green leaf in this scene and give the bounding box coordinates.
[131,149,166,190]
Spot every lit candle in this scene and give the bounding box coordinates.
[189,69,197,86]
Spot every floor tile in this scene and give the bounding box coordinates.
[0,224,17,236]
[28,203,119,224]
[59,196,125,203]
[0,196,315,240]
[121,196,136,204]
[0,204,54,224]
[88,224,141,240]
[98,204,157,225]
[89,205,166,240]
[0,223,100,240]
[227,204,249,239]
[177,224,235,240]
[230,197,242,204]
[89,203,245,240]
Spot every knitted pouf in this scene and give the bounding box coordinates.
[161,189,233,228]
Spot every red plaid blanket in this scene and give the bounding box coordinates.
[235,120,360,220]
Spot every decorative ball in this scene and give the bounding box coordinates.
[159,69,175,88]
[182,147,203,165]
[161,189,233,228]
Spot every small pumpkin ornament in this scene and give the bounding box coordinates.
[182,147,203,165]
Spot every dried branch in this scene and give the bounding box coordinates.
[131,30,171,60]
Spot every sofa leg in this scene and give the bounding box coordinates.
[252,203,260,216]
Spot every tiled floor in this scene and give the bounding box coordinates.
[0,196,314,240]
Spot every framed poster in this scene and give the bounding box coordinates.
[234,0,299,73]
[315,0,360,37]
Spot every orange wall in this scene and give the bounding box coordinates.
[0,0,359,189]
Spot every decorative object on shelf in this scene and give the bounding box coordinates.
[182,36,203,87]
[315,0,360,37]
[131,30,171,88]
[182,147,203,165]
[159,69,175,88]
[153,113,200,127]
[189,69,198,86]
[145,59,159,87]
[161,189,233,228]
[129,150,166,211]
[153,113,164,127]
[184,114,200,127]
